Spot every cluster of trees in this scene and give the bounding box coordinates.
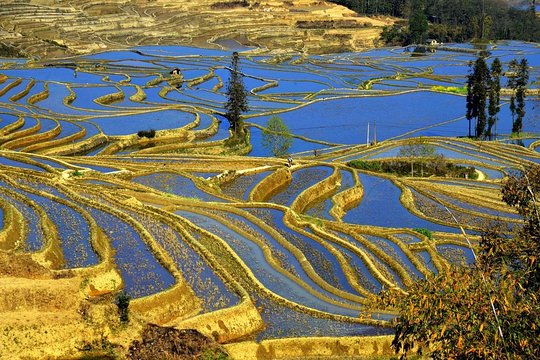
[327,0,410,17]
[466,57,501,139]
[348,141,477,179]
[376,166,540,358]
[349,157,477,178]
[508,58,530,134]
[337,0,540,45]
[466,56,529,139]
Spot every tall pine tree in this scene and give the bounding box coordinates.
[225,52,249,136]
[514,58,529,134]
[487,58,501,140]
[508,58,529,135]
[508,59,518,131]
[466,56,490,139]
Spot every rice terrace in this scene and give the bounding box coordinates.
[0,0,539,359]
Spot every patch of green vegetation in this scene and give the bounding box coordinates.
[431,85,467,95]
[347,155,478,179]
[348,158,477,179]
[72,169,84,177]
[413,227,433,240]
[347,160,382,172]
[201,349,230,360]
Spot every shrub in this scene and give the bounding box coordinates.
[431,85,467,95]
[348,158,476,179]
[347,160,382,172]
[210,0,248,9]
[413,227,433,240]
[0,42,26,58]
[376,166,540,359]
[114,291,131,323]
[137,129,156,138]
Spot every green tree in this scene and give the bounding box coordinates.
[513,58,529,135]
[466,56,490,139]
[262,115,293,157]
[372,0,540,45]
[377,166,540,359]
[507,59,518,128]
[508,58,529,135]
[398,139,436,176]
[225,52,249,137]
[408,0,428,44]
[487,57,502,140]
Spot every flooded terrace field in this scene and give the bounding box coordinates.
[0,41,538,346]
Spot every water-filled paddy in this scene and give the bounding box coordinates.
[0,190,44,251]
[133,172,225,202]
[176,209,361,316]
[128,209,240,311]
[267,166,333,206]
[85,202,175,298]
[0,40,538,341]
[254,293,392,340]
[343,173,460,233]
[1,41,538,153]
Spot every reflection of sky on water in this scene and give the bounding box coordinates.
[0,41,538,149]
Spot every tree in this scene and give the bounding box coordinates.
[507,59,518,128]
[513,58,529,135]
[225,52,249,137]
[408,0,428,44]
[466,56,490,139]
[377,166,540,359]
[507,58,529,135]
[262,115,293,157]
[487,58,502,140]
[398,139,436,176]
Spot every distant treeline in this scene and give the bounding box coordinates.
[329,0,540,43]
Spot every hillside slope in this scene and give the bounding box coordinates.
[0,0,394,58]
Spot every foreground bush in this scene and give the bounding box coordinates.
[377,166,540,359]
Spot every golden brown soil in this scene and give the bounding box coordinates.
[0,253,154,359]
[0,0,395,59]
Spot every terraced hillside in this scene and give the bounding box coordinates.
[0,0,393,59]
[0,41,538,358]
